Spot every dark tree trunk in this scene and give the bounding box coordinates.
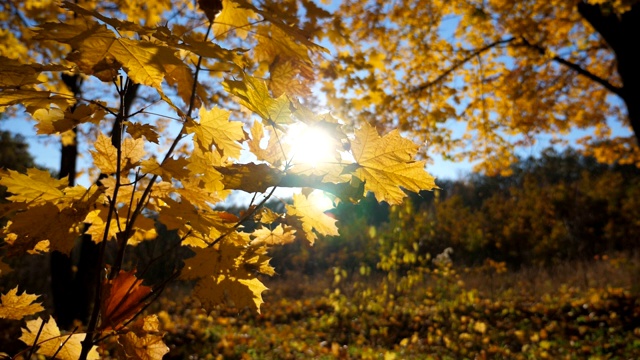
[578,1,640,144]
[51,74,101,329]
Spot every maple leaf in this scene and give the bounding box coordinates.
[84,205,128,243]
[193,275,268,313]
[214,0,258,40]
[223,75,292,125]
[91,133,145,174]
[4,202,84,254]
[177,35,246,69]
[348,123,437,205]
[0,287,44,320]
[248,121,287,167]
[180,241,268,312]
[186,147,227,193]
[35,104,106,135]
[0,89,75,114]
[269,58,311,97]
[20,317,99,360]
[243,243,275,276]
[0,168,66,203]
[36,21,184,90]
[285,192,339,245]
[0,57,68,87]
[256,207,281,224]
[237,0,328,54]
[61,1,151,36]
[141,157,191,182]
[101,270,153,330]
[157,198,233,246]
[176,181,228,210]
[214,163,283,193]
[118,331,169,360]
[250,224,296,246]
[126,122,160,144]
[187,107,245,159]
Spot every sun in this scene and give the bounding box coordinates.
[285,123,338,167]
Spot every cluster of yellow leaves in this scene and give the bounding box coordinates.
[0,0,438,357]
[20,317,99,360]
[324,0,637,174]
[0,168,101,254]
[180,239,273,313]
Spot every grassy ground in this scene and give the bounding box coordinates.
[142,254,640,359]
[2,254,639,359]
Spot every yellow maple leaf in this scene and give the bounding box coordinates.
[254,25,314,66]
[126,121,160,144]
[115,314,171,359]
[250,224,296,246]
[176,180,227,210]
[0,287,44,320]
[36,21,183,90]
[140,157,191,182]
[5,202,84,254]
[285,192,339,244]
[162,58,205,108]
[0,89,75,114]
[90,133,145,174]
[213,0,258,40]
[186,147,227,193]
[0,168,66,203]
[223,75,292,124]
[256,207,280,224]
[215,163,283,193]
[84,206,127,243]
[243,243,275,276]
[269,58,310,97]
[118,332,169,360]
[0,57,41,87]
[157,198,233,246]
[20,317,99,360]
[248,121,287,167]
[349,123,437,205]
[187,107,245,159]
[35,104,105,135]
[180,241,269,312]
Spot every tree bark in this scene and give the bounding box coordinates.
[578,1,640,143]
[50,74,102,329]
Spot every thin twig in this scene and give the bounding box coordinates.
[25,317,47,359]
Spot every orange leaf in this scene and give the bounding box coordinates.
[101,270,152,330]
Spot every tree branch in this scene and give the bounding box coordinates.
[518,37,623,97]
[411,37,516,93]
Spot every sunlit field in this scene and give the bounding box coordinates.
[115,253,639,359]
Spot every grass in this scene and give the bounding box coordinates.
[139,253,640,359]
[2,253,638,359]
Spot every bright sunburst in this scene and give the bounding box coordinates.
[285,123,337,167]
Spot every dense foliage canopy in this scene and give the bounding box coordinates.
[324,0,640,175]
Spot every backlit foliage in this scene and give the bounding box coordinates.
[0,0,435,358]
[324,0,640,175]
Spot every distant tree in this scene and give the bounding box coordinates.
[324,0,640,174]
[0,131,35,173]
